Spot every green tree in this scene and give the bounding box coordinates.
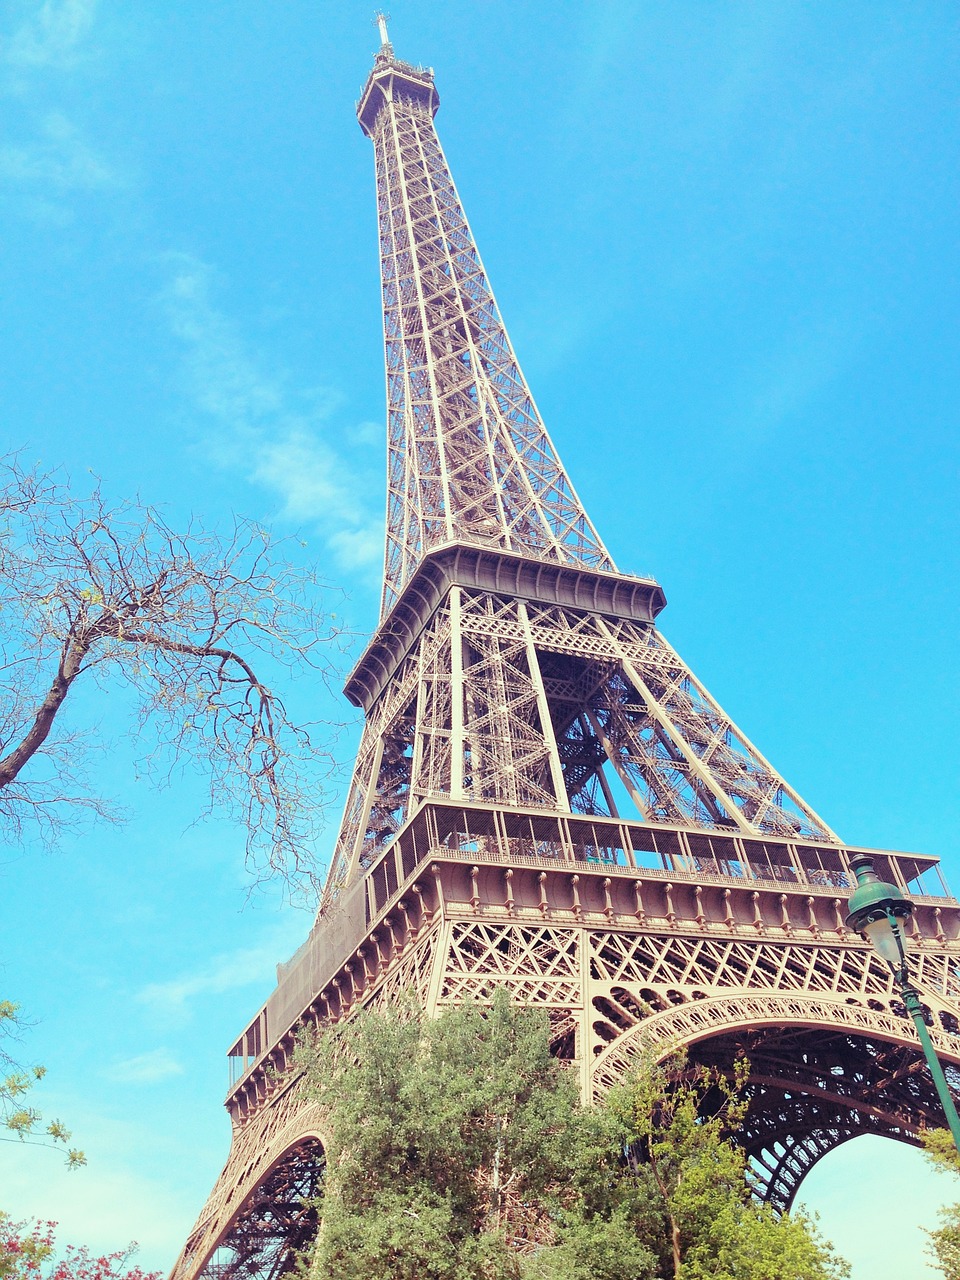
[1,1001,83,1168]
[298,994,848,1280]
[298,991,655,1279]
[922,1128,960,1278]
[607,1052,848,1279]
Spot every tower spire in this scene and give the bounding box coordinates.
[373,10,392,54]
[358,39,615,617]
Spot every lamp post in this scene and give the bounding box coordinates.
[845,853,960,1153]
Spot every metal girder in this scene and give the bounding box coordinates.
[368,54,613,615]
[194,1141,325,1280]
[319,45,836,907]
[320,593,836,908]
[171,888,960,1280]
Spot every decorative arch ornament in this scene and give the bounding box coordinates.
[177,1091,328,1280]
[593,988,960,1209]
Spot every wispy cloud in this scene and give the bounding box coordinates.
[0,4,121,223]
[161,253,384,575]
[106,1048,184,1085]
[137,931,299,1023]
[3,0,98,72]
[3,9,381,575]
[328,525,384,573]
[0,109,117,192]
[163,257,289,423]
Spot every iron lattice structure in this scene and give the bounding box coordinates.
[366,49,612,616]
[169,33,960,1280]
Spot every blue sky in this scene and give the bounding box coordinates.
[0,2,958,1276]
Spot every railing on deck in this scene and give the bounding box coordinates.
[363,801,951,922]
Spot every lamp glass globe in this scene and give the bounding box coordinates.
[862,913,905,969]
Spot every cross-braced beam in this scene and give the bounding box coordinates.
[360,52,613,615]
[321,590,837,907]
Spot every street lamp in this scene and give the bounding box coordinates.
[845,853,960,1153]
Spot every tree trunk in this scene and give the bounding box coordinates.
[0,635,89,787]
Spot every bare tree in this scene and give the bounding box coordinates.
[0,455,347,893]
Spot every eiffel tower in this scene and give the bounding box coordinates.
[170,24,960,1280]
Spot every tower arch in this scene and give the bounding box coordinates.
[179,1095,329,1280]
[591,988,960,1208]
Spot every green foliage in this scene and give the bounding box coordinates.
[607,1052,848,1279]
[681,1203,848,1280]
[522,1210,658,1280]
[926,1204,960,1280]
[0,1001,85,1169]
[924,1128,960,1178]
[298,993,848,1279]
[607,1052,750,1273]
[299,989,647,1279]
[923,1129,960,1278]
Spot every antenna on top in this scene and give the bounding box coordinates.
[373,11,392,52]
